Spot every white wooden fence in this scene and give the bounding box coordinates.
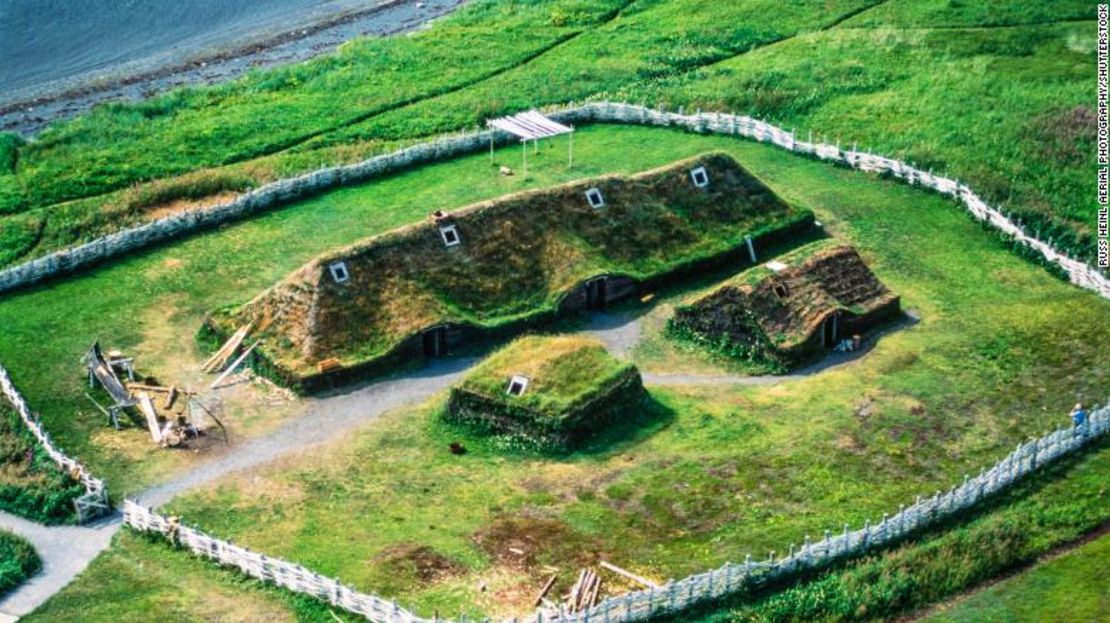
[122,402,1109,623]
[0,103,1106,300]
[0,363,109,522]
[3,100,1109,616]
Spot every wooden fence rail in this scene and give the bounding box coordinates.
[2,100,1109,614]
[123,402,1109,623]
[0,103,1106,300]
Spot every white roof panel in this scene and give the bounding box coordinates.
[487,110,574,140]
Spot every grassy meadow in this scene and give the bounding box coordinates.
[0,0,1099,265]
[0,1,1103,619]
[6,123,1094,619]
[919,532,1110,623]
[0,405,82,524]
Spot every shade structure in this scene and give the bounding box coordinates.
[487,110,574,140]
[486,110,575,175]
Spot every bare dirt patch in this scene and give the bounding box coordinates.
[473,515,605,572]
[143,191,241,221]
[372,543,464,584]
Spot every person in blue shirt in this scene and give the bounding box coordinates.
[1070,403,1088,428]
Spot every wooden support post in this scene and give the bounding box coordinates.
[569,129,574,168]
[522,140,528,178]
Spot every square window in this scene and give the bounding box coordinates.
[690,166,710,188]
[506,375,529,397]
[585,187,605,209]
[440,225,461,247]
[328,261,350,283]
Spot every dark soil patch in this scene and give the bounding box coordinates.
[473,514,605,573]
[371,543,463,584]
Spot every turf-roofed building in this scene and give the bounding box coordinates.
[672,240,901,369]
[211,152,813,389]
[446,335,645,450]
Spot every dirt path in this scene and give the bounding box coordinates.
[0,309,913,618]
[0,511,118,618]
[0,357,474,618]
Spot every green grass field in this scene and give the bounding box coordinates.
[0,404,82,524]
[0,528,41,597]
[8,123,1090,619]
[0,1,1104,620]
[0,0,1098,265]
[919,532,1110,623]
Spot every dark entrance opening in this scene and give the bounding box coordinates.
[822,313,838,349]
[423,326,448,358]
[586,277,608,310]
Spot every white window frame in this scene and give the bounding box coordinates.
[585,187,605,209]
[439,224,461,247]
[690,166,710,188]
[506,375,530,397]
[328,261,350,284]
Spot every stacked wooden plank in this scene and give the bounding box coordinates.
[202,324,251,373]
[566,568,601,613]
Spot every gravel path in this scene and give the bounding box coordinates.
[0,511,119,617]
[0,356,474,618]
[136,356,475,508]
[0,309,914,617]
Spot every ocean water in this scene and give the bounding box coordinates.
[0,0,382,101]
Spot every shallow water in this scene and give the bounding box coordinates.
[0,0,465,134]
[0,0,384,98]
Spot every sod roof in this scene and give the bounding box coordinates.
[456,335,635,418]
[227,151,806,374]
[677,239,898,352]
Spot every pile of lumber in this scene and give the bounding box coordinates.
[203,324,259,389]
[202,324,251,373]
[566,568,601,613]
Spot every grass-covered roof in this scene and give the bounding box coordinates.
[456,335,635,418]
[228,151,808,375]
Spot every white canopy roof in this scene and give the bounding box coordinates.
[487,110,574,141]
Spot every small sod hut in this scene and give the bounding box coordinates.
[672,241,901,369]
[446,335,645,450]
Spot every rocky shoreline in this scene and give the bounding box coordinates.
[0,0,466,137]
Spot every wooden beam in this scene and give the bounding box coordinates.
[136,393,162,444]
[532,574,557,608]
[599,560,660,589]
[210,340,259,389]
[163,385,177,410]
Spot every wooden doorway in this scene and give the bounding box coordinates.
[423,326,448,358]
[586,277,608,310]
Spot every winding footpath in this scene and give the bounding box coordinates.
[0,310,904,618]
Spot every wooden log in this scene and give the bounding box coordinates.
[125,383,171,393]
[137,393,163,444]
[533,574,557,608]
[163,385,177,410]
[587,572,601,608]
[599,560,661,589]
